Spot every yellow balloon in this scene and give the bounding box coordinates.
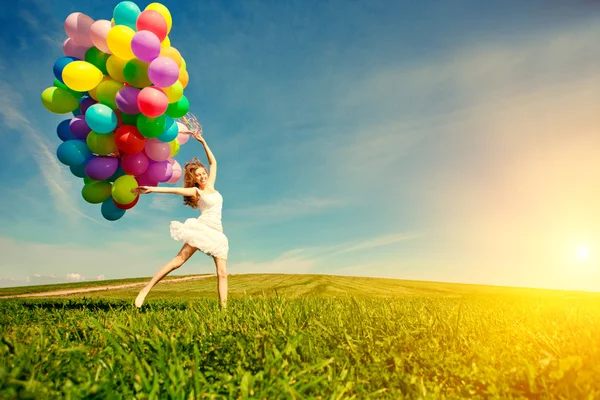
[161,35,170,49]
[62,61,104,92]
[96,79,124,109]
[169,139,180,157]
[146,3,172,33]
[106,25,136,60]
[41,87,79,114]
[181,57,186,69]
[162,80,183,103]
[179,68,189,88]
[88,76,111,101]
[106,55,127,83]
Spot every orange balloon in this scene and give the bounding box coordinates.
[179,68,189,88]
[159,47,182,68]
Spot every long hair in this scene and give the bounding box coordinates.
[182,158,207,209]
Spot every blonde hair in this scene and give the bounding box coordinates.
[182,158,207,209]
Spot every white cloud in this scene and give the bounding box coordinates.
[148,195,181,212]
[66,273,86,282]
[97,275,105,280]
[230,197,347,219]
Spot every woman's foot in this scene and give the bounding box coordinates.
[135,287,150,308]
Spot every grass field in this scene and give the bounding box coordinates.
[1,274,600,399]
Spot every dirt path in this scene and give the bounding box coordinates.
[0,275,216,299]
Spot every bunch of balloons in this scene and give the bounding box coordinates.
[41,1,194,221]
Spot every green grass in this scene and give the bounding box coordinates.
[1,274,600,399]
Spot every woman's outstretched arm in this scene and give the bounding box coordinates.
[132,186,197,196]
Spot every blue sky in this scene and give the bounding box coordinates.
[1,0,600,291]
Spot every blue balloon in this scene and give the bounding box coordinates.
[70,161,88,178]
[113,1,141,30]
[156,117,178,142]
[53,56,79,84]
[85,104,117,134]
[72,107,82,117]
[108,165,126,182]
[57,119,75,141]
[101,198,126,221]
[56,140,92,167]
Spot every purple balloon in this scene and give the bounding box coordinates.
[85,156,119,181]
[121,152,149,176]
[135,170,159,186]
[131,31,161,62]
[80,97,97,115]
[70,116,91,140]
[146,160,171,182]
[115,87,141,114]
[148,57,180,88]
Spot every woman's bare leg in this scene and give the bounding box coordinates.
[135,244,197,308]
[213,257,228,309]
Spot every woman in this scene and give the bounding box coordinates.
[131,134,229,309]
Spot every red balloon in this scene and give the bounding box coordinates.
[115,125,146,154]
[136,10,168,42]
[137,87,168,118]
[114,194,139,210]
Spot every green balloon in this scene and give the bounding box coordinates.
[123,59,151,88]
[83,176,94,185]
[112,175,138,204]
[41,87,80,114]
[82,180,112,204]
[96,80,124,109]
[121,113,139,125]
[87,131,117,155]
[85,47,110,75]
[53,79,83,99]
[165,95,189,118]
[137,114,166,138]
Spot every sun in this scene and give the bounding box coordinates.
[577,246,589,260]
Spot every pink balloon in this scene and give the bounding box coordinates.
[121,152,149,176]
[147,160,172,182]
[148,57,180,88]
[135,170,159,186]
[167,160,182,184]
[64,12,95,47]
[90,20,113,54]
[137,87,168,118]
[63,38,89,60]
[177,133,190,145]
[144,138,171,162]
[131,31,161,62]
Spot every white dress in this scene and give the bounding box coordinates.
[169,188,229,260]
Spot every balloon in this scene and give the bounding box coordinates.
[113,1,141,29]
[96,79,124,109]
[136,10,168,42]
[86,156,119,181]
[70,162,88,178]
[146,160,172,182]
[121,151,149,175]
[106,25,136,60]
[64,12,95,47]
[159,47,182,68]
[167,159,182,184]
[135,170,159,186]
[101,198,126,221]
[62,61,104,92]
[41,87,79,114]
[108,165,126,182]
[87,76,110,101]
[137,86,168,117]
[157,117,178,142]
[148,56,179,88]
[181,57,186,69]
[177,132,190,145]
[161,35,170,49]
[112,174,138,204]
[69,115,92,140]
[54,79,83,99]
[165,95,189,118]
[79,97,97,115]
[106,55,127,83]
[115,86,141,114]
[82,180,112,204]
[144,138,171,161]
[53,56,79,83]
[57,119,76,141]
[56,140,92,166]
[115,125,146,154]
[169,138,180,157]
[145,3,172,33]
[87,131,117,155]
[162,80,183,103]
[131,30,161,62]
[179,68,189,88]
[85,104,118,134]
[123,59,151,88]
[137,114,166,138]
[114,194,139,210]
[90,20,113,54]
[121,113,139,125]
[85,47,110,75]
[63,38,89,60]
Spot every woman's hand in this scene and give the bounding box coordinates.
[131,186,153,194]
